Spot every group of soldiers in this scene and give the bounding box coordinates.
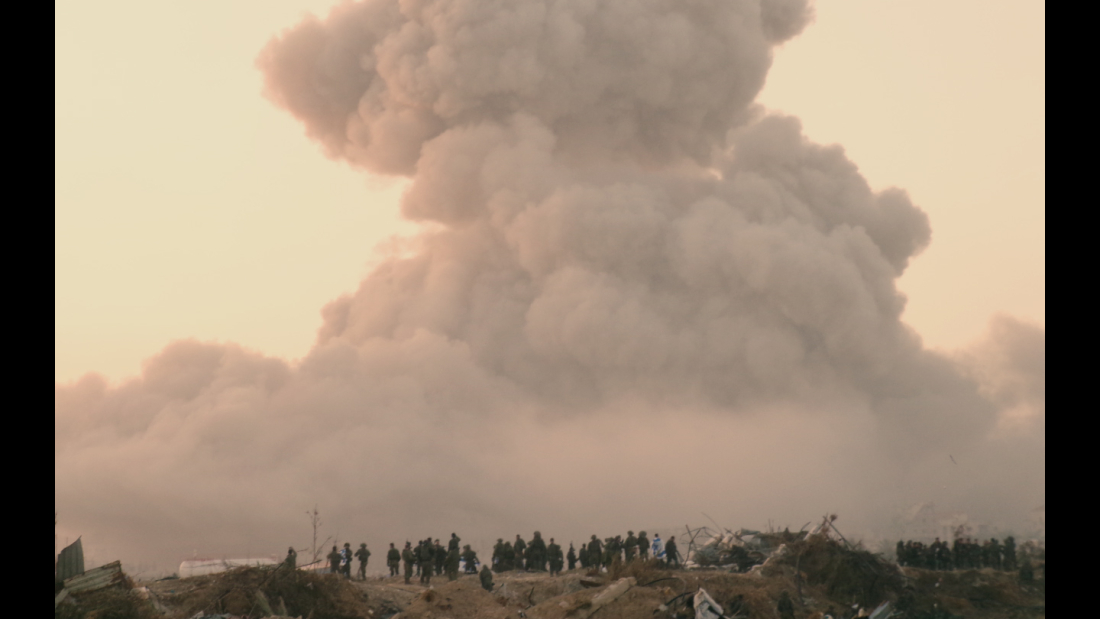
[895,536,1019,571]
[282,543,373,580]
[316,542,375,580]
[489,530,682,573]
[283,533,496,591]
[285,528,686,591]
[392,534,487,587]
[488,531,563,574]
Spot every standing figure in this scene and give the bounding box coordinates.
[492,539,505,572]
[623,531,638,562]
[1003,536,1017,571]
[586,536,602,571]
[514,535,527,571]
[665,536,680,568]
[284,547,297,570]
[461,544,480,574]
[340,543,353,578]
[637,532,650,560]
[434,539,446,576]
[567,543,577,571]
[449,533,461,553]
[651,533,664,561]
[402,542,415,584]
[602,538,614,570]
[548,538,564,576]
[529,531,548,571]
[502,541,515,571]
[990,538,1003,570]
[578,543,589,568]
[445,545,460,581]
[355,543,371,580]
[387,543,401,577]
[415,540,423,577]
[936,539,952,571]
[327,545,341,575]
[418,538,435,584]
[610,536,623,567]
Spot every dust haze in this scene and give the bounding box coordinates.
[55,0,1044,574]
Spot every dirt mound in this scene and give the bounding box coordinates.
[393,579,511,619]
[56,587,160,619]
[659,571,805,619]
[355,579,420,618]
[127,551,1042,619]
[494,571,586,608]
[768,534,904,608]
[525,581,666,619]
[146,566,372,619]
[896,567,1045,619]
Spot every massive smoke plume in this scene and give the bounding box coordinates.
[55,0,1043,573]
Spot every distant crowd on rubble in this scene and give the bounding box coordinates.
[895,535,1042,578]
[488,530,681,574]
[279,529,683,590]
[281,528,1043,595]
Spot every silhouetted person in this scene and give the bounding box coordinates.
[402,542,415,584]
[665,536,680,568]
[327,545,340,575]
[387,543,401,576]
[479,564,494,592]
[418,538,434,584]
[340,542,353,578]
[355,543,371,580]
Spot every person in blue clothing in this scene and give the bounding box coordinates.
[651,533,665,561]
[339,542,353,578]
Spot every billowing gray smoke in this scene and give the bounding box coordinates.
[55,0,1043,574]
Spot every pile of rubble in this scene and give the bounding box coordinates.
[55,518,1044,619]
[141,565,372,619]
[56,562,373,619]
[55,561,161,619]
[685,527,805,572]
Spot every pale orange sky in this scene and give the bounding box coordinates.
[55,0,1044,384]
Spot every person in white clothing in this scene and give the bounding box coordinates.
[651,533,665,560]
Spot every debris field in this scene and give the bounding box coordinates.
[55,533,1044,619]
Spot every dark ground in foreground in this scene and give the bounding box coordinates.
[57,537,1045,619]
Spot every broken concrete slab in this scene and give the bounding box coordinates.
[572,576,634,619]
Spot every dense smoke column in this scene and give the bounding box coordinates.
[256,0,970,436]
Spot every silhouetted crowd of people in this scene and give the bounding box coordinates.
[285,528,685,590]
[489,530,682,574]
[896,536,1019,571]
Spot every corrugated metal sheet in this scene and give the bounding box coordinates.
[56,537,85,582]
[63,560,125,593]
